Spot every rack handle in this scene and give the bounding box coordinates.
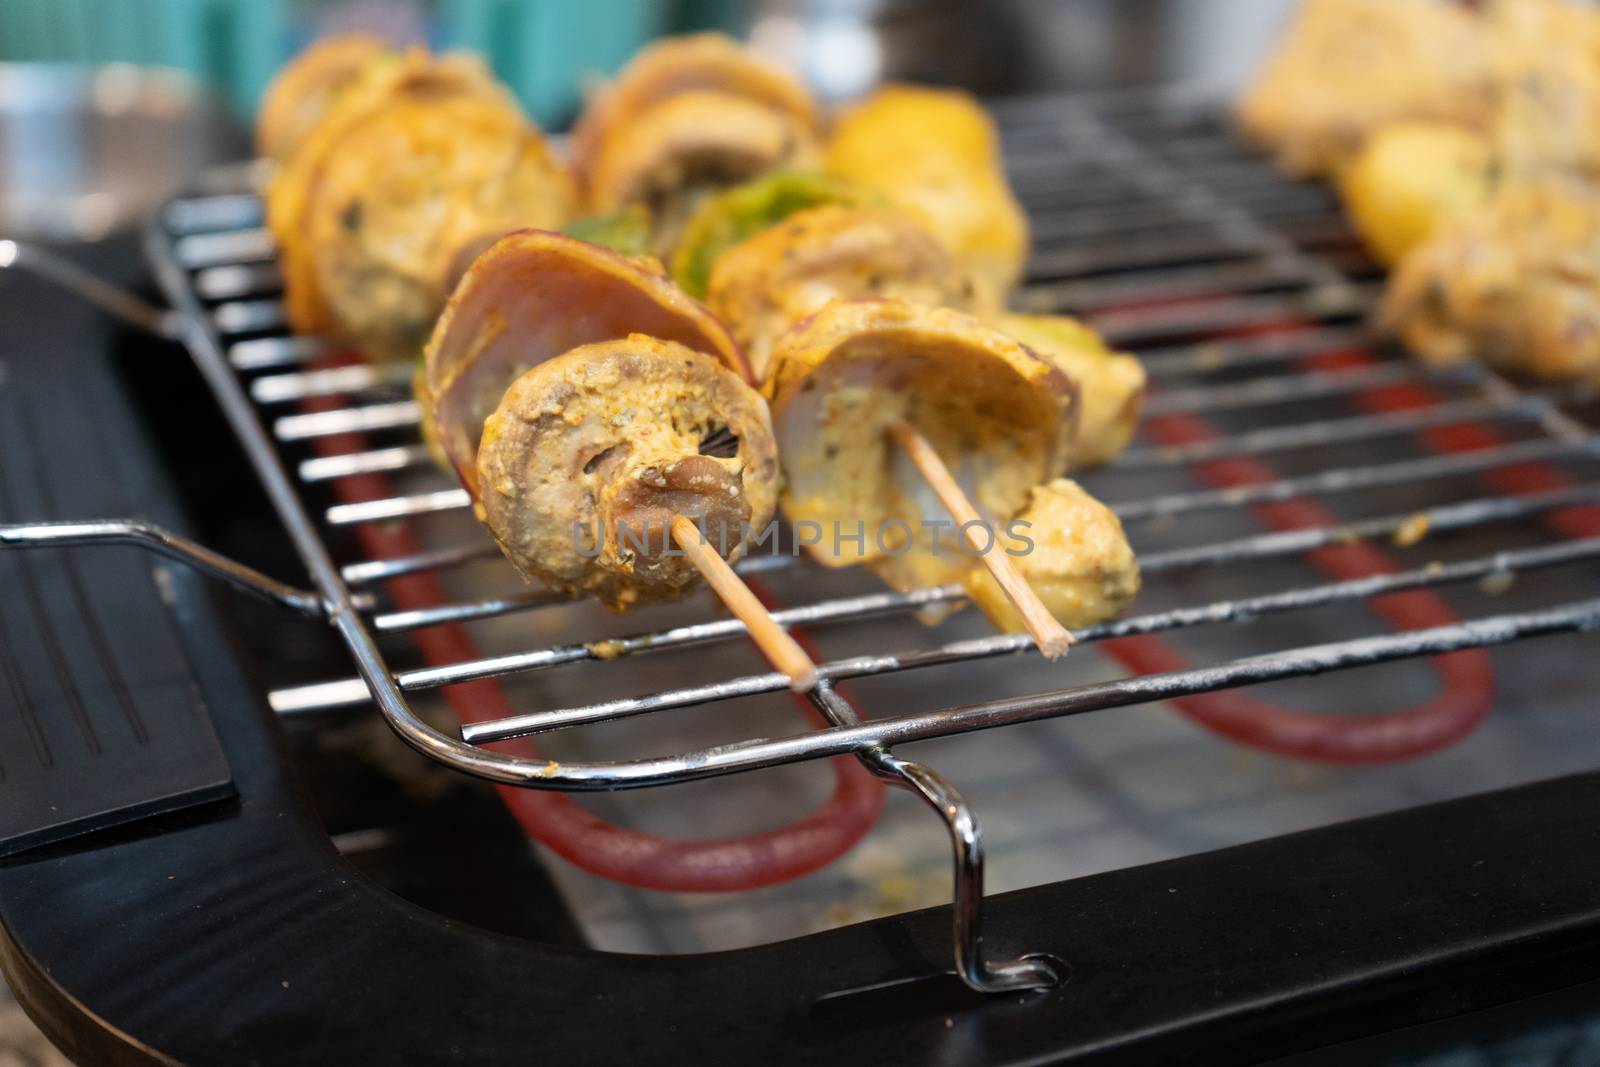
[810,682,1063,995]
[0,239,181,340]
[0,519,323,615]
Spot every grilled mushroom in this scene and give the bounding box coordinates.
[764,299,1075,596]
[707,204,976,380]
[964,479,1139,633]
[573,34,821,254]
[824,85,1028,309]
[571,33,819,188]
[992,314,1145,469]
[305,92,573,363]
[266,48,514,337]
[256,34,391,162]
[1382,177,1600,380]
[423,230,746,496]
[477,337,777,610]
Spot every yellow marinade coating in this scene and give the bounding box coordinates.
[1237,0,1493,177]
[570,33,819,189]
[992,313,1146,469]
[308,93,572,363]
[1338,122,1496,266]
[825,85,1028,310]
[256,34,391,161]
[422,229,746,496]
[476,337,777,611]
[708,204,975,381]
[266,49,515,337]
[1382,177,1600,380]
[964,479,1139,633]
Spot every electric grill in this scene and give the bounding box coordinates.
[2,87,1599,1064]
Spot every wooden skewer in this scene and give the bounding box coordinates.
[888,420,1075,659]
[669,514,819,691]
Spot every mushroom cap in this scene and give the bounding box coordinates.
[765,299,1074,591]
[256,34,391,161]
[993,313,1145,470]
[824,85,1028,308]
[571,32,818,188]
[266,49,513,337]
[584,89,820,217]
[476,336,778,610]
[963,479,1140,633]
[708,204,974,382]
[423,229,747,496]
[307,93,573,364]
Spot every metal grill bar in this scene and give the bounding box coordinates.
[265,482,1600,715]
[252,363,407,404]
[309,430,1598,533]
[461,538,1600,743]
[433,599,1600,789]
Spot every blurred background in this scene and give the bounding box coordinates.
[0,0,1298,238]
[0,0,1299,121]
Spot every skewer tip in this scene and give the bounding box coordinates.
[1036,629,1075,660]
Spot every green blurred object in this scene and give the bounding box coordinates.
[670,171,866,298]
[0,0,732,129]
[563,206,654,259]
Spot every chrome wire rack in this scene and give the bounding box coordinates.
[4,87,1600,994]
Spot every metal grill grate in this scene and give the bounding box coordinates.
[12,87,1598,991]
[150,93,1600,754]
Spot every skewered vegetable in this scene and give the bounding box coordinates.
[306,92,573,363]
[1337,122,1496,266]
[1237,0,1492,178]
[824,85,1028,308]
[562,206,654,259]
[1382,177,1600,380]
[256,34,390,162]
[424,230,777,611]
[992,313,1146,469]
[571,34,821,253]
[963,479,1140,633]
[1483,0,1600,178]
[477,337,777,610]
[670,171,862,298]
[707,204,976,380]
[266,48,518,337]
